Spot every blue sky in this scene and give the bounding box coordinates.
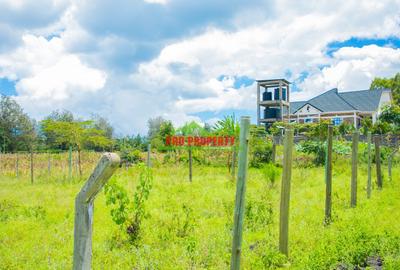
[0,0,399,135]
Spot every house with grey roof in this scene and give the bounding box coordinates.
[288,88,392,128]
[256,79,392,129]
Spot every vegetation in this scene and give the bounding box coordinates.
[0,74,400,269]
[0,148,399,269]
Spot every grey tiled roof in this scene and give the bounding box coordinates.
[290,101,306,114]
[290,88,386,113]
[338,89,384,112]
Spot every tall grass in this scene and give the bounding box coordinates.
[0,150,399,269]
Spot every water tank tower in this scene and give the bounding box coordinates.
[256,79,290,129]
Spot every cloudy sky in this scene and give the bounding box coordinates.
[0,0,399,135]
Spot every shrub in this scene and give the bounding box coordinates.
[104,164,153,244]
[261,163,280,187]
[120,149,142,164]
[296,140,351,166]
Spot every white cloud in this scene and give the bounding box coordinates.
[143,0,168,4]
[0,0,400,134]
[295,45,400,101]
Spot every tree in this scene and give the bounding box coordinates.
[0,95,36,152]
[213,115,239,137]
[92,114,114,139]
[147,117,175,151]
[147,116,166,139]
[42,110,74,149]
[370,72,400,105]
[377,105,400,134]
[177,121,205,136]
[41,119,112,176]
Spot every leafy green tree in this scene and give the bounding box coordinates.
[338,121,355,136]
[177,121,205,136]
[92,114,114,139]
[147,116,166,139]
[360,118,373,135]
[0,95,36,152]
[41,119,112,175]
[213,115,239,137]
[370,72,400,105]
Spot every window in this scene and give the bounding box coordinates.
[332,117,342,126]
[305,118,312,123]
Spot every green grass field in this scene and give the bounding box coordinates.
[1,152,400,269]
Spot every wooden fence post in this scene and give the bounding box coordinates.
[30,149,34,184]
[231,146,236,179]
[388,138,398,181]
[188,147,193,182]
[324,125,333,224]
[73,153,120,270]
[147,143,151,168]
[230,116,250,270]
[279,128,294,256]
[48,151,51,175]
[350,131,359,208]
[69,146,73,179]
[375,135,382,189]
[367,132,372,199]
[15,152,19,178]
[272,138,276,164]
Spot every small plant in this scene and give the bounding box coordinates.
[120,148,142,164]
[261,163,280,187]
[104,164,153,244]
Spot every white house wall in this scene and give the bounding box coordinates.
[295,104,322,115]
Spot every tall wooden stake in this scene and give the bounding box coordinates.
[279,128,294,256]
[69,145,73,179]
[188,147,192,182]
[15,152,19,178]
[367,132,372,198]
[231,147,236,179]
[350,131,359,207]
[324,125,333,224]
[230,116,250,270]
[48,151,51,175]
[388,138,398,181]
[30,149,34,184]
[147,143,151,168]
[272,139,276,164]
[375,135,382,189]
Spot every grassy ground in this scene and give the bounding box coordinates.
[0,153,399,269]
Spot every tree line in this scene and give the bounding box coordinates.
[0,73,399,155]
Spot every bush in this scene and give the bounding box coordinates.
[261,163,280,187]
[296,140,351,166]
[104,165,153,244]
[120,149,142,164]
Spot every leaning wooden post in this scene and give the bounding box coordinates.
[188,147,193,182]
[69,146,73,179]
[230,116,250,270]
[73,153,120,270]
[279,128,294,256]
[375,135,382,189]
[147,143,151,168]
[367,132,372,199]
[324,125,333,224]
[30,149,34,184]
[350,131,359,208]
